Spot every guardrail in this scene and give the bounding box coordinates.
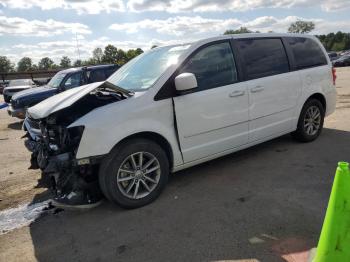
[0,70,61,81]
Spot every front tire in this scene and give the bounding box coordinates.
[292,99,325,142]
[99,138,169,209]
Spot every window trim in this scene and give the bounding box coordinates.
[154,39,240,101]
[231,37,291,81]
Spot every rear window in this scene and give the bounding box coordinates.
[285,37,327,69]
[237,38,289,80]
[105,67,118,78]
[89,69,106,82]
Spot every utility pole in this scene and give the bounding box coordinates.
[75,32,81,61]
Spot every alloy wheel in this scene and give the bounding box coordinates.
[116,152,161,199]
[304,106,321,136]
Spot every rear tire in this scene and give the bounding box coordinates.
[292,99,325,142]
[99,138,169,209]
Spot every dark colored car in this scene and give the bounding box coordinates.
[332,55,350,67]
[328,52,339,61]
[3,79,36,103]
[8,64,118,119]
[0,81,9,95]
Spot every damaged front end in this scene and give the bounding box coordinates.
[23,81,131,206]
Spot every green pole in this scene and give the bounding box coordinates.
[314,162,350,262]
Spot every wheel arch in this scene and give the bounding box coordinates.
[113,131,174,169]
[306,93,327,112]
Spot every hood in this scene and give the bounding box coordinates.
[12,85,56,101]
[4,85,32,92]
[28,82,104,119]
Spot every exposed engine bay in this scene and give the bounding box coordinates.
[23,82,130,206]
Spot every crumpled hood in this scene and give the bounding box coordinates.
[12,85,56,101]
[28,82,103,119]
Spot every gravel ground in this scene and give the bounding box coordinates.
[0,68,349,262]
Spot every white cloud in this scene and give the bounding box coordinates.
[127,0,349,13]
[1,0,348,14]
[5,37,162,63]
[109,16,242,36]
[0,0,124,15]
[110,15,350,36]
[321,0,350,11]
[0,16,91,37]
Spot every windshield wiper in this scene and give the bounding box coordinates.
[104,81,134,97]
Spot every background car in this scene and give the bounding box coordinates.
[0,80,9,94]
[2,79,36,103]
[328,52,339,61]
[8,64,119,119]
[332,55,350,67]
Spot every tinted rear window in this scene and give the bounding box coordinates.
[285,37,327,69]
[89,69,106,82]
[237,38,289,80]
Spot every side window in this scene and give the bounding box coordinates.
[237,38,289,80]
[179,42,238,91]
[63,72,83,89]
[285,37,327,69]
[89,69,107,83]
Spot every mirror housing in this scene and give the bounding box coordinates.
[175,73,197,92]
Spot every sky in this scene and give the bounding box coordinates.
[0,0,350,64]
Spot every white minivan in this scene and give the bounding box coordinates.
[24,33,336,208]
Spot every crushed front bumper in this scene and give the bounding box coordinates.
[7,104,26,119]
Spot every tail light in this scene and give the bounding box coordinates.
[332,67,337,86]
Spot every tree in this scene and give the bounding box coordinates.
[73,59,83,67]
[316,31,350,51]
[151,45,158,49]
[116,49,127,65]
[102,44,119,64]
[17,57,33,72]
[0,56,14,73]
[224,27,252,35]
[135,48,143,56]
[60,56,71,68]
[92,47,103,64]
[38,57,55,70]
[288,20,315,34]
[126,48,144,62]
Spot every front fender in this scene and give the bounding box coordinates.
[70,96,183,168]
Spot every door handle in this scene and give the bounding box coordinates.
[250,86,264,93]
[229,90,245,98]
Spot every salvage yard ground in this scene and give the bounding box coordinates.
[0,68,350,262]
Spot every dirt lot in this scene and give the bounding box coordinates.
[0,68,350,262]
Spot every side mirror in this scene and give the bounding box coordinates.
[175,73,198,92]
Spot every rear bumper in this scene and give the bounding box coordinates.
[325,88,337,117]
[7,104,26,119]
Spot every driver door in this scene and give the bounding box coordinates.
[173,41,249,163]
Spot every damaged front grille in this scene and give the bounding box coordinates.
[24,117,42,141]
[27,117,41,130]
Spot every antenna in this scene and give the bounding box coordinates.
[75,32,81,60]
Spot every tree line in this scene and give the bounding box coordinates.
[0,45,144,73]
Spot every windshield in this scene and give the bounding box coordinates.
[107,45,190,91]
[9,79,33,86]
[47,73,66,88]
